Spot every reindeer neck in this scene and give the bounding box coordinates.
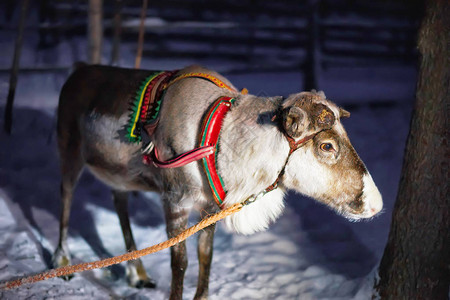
[216,95,290,234]
[216,95,289,201]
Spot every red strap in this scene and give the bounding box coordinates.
[199,97,234,207]
[262,132,317,194]
[143,145,215,168]
[285,133,316,154]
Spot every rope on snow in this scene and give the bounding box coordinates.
[0,202,245,290]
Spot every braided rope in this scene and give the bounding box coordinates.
[0,202,244,290]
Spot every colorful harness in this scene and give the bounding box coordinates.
[143,96,235,207]
[126,70,176,143]
[126,70,239,143]
[134,71,238,207]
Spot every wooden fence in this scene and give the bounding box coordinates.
[1,0,421,91]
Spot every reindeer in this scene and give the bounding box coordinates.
[53,64,382,300]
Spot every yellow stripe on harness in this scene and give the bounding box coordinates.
[165,72,238,92]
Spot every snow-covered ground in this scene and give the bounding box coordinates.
[0,6,417,300]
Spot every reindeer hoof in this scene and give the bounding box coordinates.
[126,263,156,289]
[60,274,75,281]
[133,278,157,289]
[52,250,74,281]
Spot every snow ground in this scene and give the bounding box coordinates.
[0,7,417,300]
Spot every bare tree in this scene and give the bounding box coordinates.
[4,0,29,134]
[374,0,449,299]
[88,0,103,64]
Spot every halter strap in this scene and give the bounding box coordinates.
[261,132,317,194]
[285,133,316,154]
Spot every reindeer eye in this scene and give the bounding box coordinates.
[320,143,334,152]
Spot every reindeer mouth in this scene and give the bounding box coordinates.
[338,173,383,220]
[340,206,384,221]
[347,193,364,213]
[332,196,383,221]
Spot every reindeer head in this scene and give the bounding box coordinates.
[280,91,383,220]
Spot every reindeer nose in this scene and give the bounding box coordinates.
[362,173,383,217]
[369,198,383,216]
[370,207,380,215]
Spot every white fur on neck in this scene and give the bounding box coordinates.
[216,96,289,235]
[223,188,285,235]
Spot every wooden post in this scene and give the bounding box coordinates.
[135,0,149,69]
[110,0,123,65]
[88,0,103,64]
[304,0,319,91]
[4,0,29,134]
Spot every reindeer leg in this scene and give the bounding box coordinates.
[194,223,216,300]
[164,200,189,300]
[112,190,156,288]
[52,142,84,280]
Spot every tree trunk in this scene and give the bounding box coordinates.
[4,0,29,134]
[88,0,103,64]
[135,0,149,69]
[304,0,318,91]
[374,0,449,299]
[110,0,122,65]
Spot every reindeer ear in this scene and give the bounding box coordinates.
[282,106,308,138]
[339,107,351,119]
